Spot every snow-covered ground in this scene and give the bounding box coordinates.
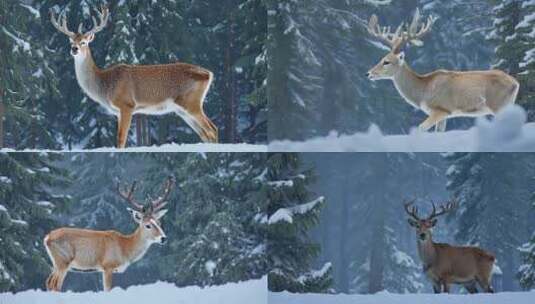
[0,277,267,304]
[269,290,535,304]
[1,143,267,153]
[269,105,535,152]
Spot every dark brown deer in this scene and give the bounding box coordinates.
[50,6,217,148]
[404,199,496,293]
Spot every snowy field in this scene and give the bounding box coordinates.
[269,290,535,304]
[1,143,267,153]
[269,105,535,152]
[0,277,267,304]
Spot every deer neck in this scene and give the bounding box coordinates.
[121,226,153,265]
[417,235,437,271]
[74,49,107,105]
[392,63,428,109]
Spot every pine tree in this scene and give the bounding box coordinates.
[487,0,535,119]
[146,153,268,286]
[519,232,535,289]
[67,153,134,229]
[0,1,60,149]
[516,0,535,120]
[267,153,332,293]
[0,153,69,291]
[230,0,267,142]
[518,191,535,289]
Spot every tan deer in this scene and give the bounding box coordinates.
[367,9,519,132]
[44,177,174,292]
[403,199,496,293]
[50,7,218,148]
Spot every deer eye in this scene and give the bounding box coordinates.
[383,61,391,65]
[80,41,86,46]
[145,224,152,229]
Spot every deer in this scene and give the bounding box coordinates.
[43,177,174,292]
[366,9,519,132]
[403,199,496,294]
[50,6,218,148]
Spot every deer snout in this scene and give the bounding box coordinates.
[160,236,167,244]
[366,70,377,81]
[71,46,79,55]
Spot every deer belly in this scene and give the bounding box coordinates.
[70,260,102,272]
[134,99,177,115]
[450,107,492,118]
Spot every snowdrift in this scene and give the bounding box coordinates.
[2,143,267,153]
[269,105,535,152]
[269,290,535,304]
[0,277,267,304]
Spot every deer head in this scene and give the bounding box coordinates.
[50,6,109,59]
[403,198,457,242]
[366,9,436,80]
[116,176,175,245]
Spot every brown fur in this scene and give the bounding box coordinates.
[367,14,519,132]
[44,213,166,292]
[64,21,218,148]
[411,219,496,293]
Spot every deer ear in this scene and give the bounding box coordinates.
[128,208,143,223]
[407,218,418,227]
[86,33,95,43]
[154,209,168,220]
[430,219,438,227]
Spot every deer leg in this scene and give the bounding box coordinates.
[176,102,217,143]
[464,281,479,294]
[177,80,218,143]
[442,282,450,293]
[117,108,133,148]
[419,110,449,132]
[46,270,57,291]
[54,268,69,292]
[190,111,218,143]
[435,119,447,132]
[102,269,113,291]
[476,276,494,293]
[44,244,71,291]
[431,279,442,293]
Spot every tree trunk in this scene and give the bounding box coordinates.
[143,117,150,146]
[223,15,236,143]
[368,196,385,293]
[0,88,4,148]
[502,249,515,291]
[338,194,350,293]
[136,115,150,146]
[135,116,141,146]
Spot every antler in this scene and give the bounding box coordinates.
[116,180,144,211]
[403,9,436,48]
[368,8,436,53]
[367,14,404,50]
[427,198,458,220]
[50,10,76,38]
[86,6,109,35]
[151,177,175,211]
[403,199,421,221]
